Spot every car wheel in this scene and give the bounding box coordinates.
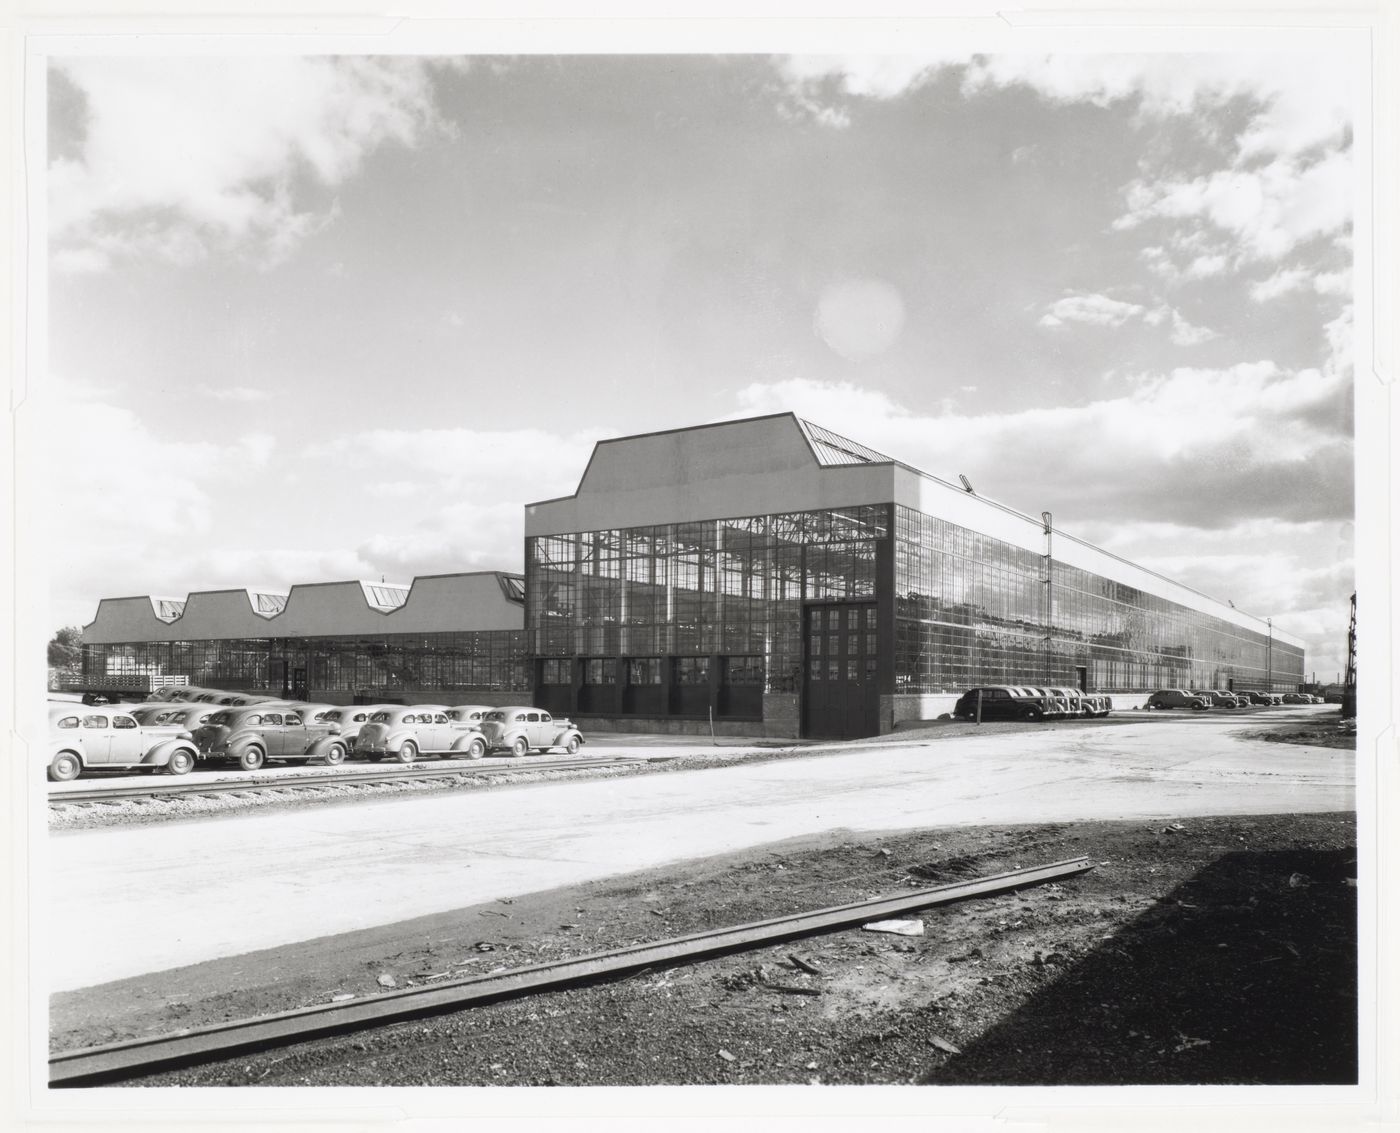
[322,743,347,766]
[166,749,195,776]
[397,740,418,764]
[465,737,486,760]
[565,736,581,755]
[238,746,265,772]
[510,736,530,758]
[49,752,82,782]
[1023,707,1043,722]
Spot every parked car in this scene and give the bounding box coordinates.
[1022,687,1072,718]
[1146,689,1210,710]
[192,706,347,771]
[952,686,1059,722]
[319,704,401,752]
[148,704,224,732]
[127,702,189,724]
[47,705,199,781]
[1193,690,1242,708]
[1239,691,1273,706]
[446,704,496,727]
[354,705,489,762]
[479,707,586,755]
[1046,687,1111,718]
[1281,692,1311,704]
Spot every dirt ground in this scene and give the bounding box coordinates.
[54,807,1357,1088]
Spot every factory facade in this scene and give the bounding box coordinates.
[78,414,1305,739]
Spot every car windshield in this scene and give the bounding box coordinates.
[484,711,506,722]
[370,711,394,723]
[207,711,232,726]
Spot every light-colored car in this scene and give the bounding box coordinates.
[127,702,190,724]
[479,706,585,756]
[192,706,347,771]
[354,706,489,763]
[47,705,199,781]
[319,704,401,753]
[148,704,224,732]
[1020,687,1072,718]
[1146,689,1210,710]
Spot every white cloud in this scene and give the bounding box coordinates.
[1039,293,1144,328]
[44,385,286,623]
[1116,150,1352,264]
[1251,266,1351,302]
[1038,295,1216,345]
[200,385,273,403]
[50,56,455,271]
[1165,309,1218,346]
[305,425,595,579]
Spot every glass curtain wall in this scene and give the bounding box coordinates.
[893,505,1302,692]
[83,631,529,695]
[527,505,889,716]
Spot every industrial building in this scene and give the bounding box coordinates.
[77,413,1305,739]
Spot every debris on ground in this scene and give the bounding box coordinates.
[862,919,924,936]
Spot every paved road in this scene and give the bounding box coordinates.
[45,711,1352,992]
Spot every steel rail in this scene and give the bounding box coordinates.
[48,756,641,804]
[49,856,1092,1087]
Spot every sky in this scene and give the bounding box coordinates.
[41,45,1359,679]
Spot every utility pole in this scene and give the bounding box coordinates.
[1041,511,1053,684]
[1265,617,1272,691]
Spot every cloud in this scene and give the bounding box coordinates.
[1115,149,1352,264]
[199,385,273,403]
[1038,294,1217,345]
[734,368,1351,528]
[1039,293,1144,328]
[305,425,596,580]
[44,384,287,625]
[1250,266,1352,303]
[49,56,456,271]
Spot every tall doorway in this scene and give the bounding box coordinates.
[803,602,879,739]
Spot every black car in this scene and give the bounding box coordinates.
[953,686,1056,722]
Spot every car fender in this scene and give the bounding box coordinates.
[224,728,267,755]
[551,728,584,746]
[305,734,346,757]
[49,743,85,768]
[493,727,528,748]
[450,729,487,751]
[142,737,198,766]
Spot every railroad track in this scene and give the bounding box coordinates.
[49,856,1093,1086]
[48,755,647,805]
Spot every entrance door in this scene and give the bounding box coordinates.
[803,602,879,739]
[1075,666,1088,692]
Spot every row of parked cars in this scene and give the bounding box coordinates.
[46,685,586,781]
[952,685,1113,723]
[1144,689,1324,710]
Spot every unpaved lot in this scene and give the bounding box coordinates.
[47,709,1352,992]
[55,810,1357,1087]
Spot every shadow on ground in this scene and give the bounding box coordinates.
[920,847,1357,1085]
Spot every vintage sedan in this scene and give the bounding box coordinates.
[1193,689,1242,709]
[193,706,347,771]
[148,704,224,732]
[479,707,586,756]
[47,705,199,781]
[1146,689,1211,710]
[127,702,189,724]
[319,704,401,752]
[355,706,488,762]
[952,686,1056,722]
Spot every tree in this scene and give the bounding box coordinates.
[48,626,83,672]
